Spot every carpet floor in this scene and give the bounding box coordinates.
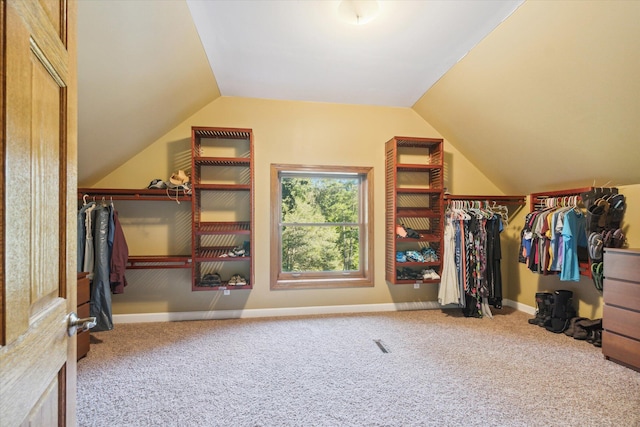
[77,308,640,427]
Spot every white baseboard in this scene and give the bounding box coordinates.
[113,301,449,324]
[503,298,535,315]
[112,300,534,324]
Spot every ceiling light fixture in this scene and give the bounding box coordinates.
[337,0,380,25]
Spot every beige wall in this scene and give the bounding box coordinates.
[94,96,501,315]
[88,97,640,318]
[502,184,640,319]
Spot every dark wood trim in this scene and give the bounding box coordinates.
[58,363,66,426]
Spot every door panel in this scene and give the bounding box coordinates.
[30,43,61,314]
[21,376,59,427]
[1,0,77,425]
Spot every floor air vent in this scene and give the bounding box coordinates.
[374,339,390,353]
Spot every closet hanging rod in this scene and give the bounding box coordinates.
[529,186,595,200]
[77,187,192,202]
[443,194,526,204]
[529,186,596,212]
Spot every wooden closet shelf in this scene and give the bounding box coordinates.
[126,255,192,269]
[396,163,442,171]
[529,187,594,199]
[394,137,442,148]
[193,157,251,166]
[193,282,252,291]
[396,188,443,194]
[194,221,251,235]
[78,188,192,202]
[395,278,441,285]
[194,246,251,262]
[529,187,599,210]
[396,208,441,218]
[396,232,442,243]
[444,194,526,204]
[192,127,252,139]
[194,183,251,191]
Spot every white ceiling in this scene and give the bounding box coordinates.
[186,0,523,107]
[77,1,640,194]
[78,0,523,186]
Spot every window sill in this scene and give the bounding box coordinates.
[271,276,374,290]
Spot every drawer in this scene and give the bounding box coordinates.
[603,249,640,282]
[77,301,90,319]
[603,278,640,311]
[77,330,90,360]
[78,277,90,305]
[602,331,640,371]
[603,305,640,341]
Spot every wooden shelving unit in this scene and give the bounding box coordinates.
[190,127,254,291]
[78,187,191,270]
[385,136,444,285]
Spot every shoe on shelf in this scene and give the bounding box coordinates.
[405,250,424,263]
[201,272,221,286]
[227,246,246,257]
[420,247,438,262]
[147,179,167,189]
[421,269,440,280]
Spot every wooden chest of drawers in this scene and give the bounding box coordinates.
[77,272,91,360]
[602,248,640,372]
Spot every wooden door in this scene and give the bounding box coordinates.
[1,0,78,425]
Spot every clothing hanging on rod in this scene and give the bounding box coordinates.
[439,200,506,318]
[519,195,588,281]
[77,195,130,332]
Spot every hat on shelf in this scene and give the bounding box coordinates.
[168,170,190,188]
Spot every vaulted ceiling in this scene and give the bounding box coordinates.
[77,0,640,194]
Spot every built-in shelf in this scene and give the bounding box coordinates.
[78,188,192,202]
[126,256,192,270]
[191,126,254,291]
[194,221,251,235]
[193,183,251,191]
[78,188,192,270]
[385,136,444,285]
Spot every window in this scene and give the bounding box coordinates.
[270,164,374,289]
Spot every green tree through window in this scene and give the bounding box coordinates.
[281,175,359,272]
[271,165,374,289]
